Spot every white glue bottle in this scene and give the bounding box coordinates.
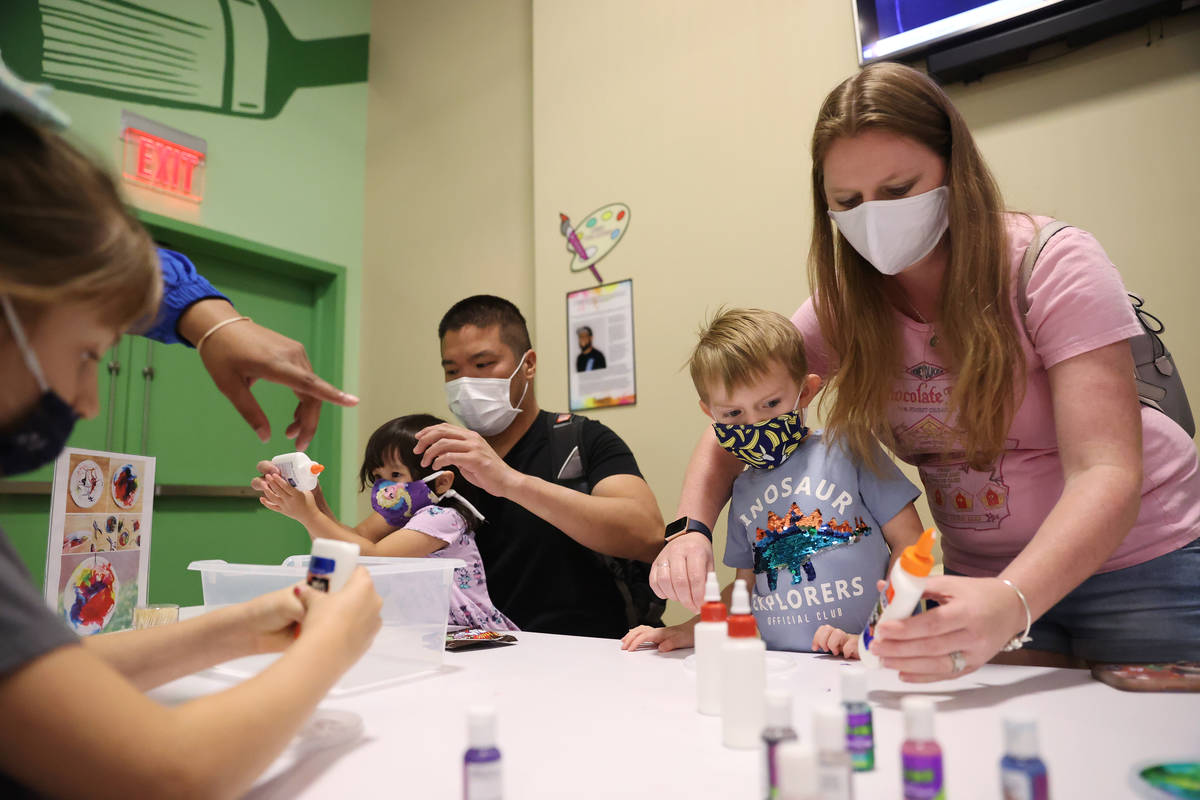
[777,740,820,800]
[464,706,503,800]
[272,451,325,491]
[858,528,937,668]
[814,704,855,800]
[695,570,728,716]
[307,538,359,592]
[721,578,766,750]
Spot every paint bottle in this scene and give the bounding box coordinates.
[1000,715,1049,800]
[841,667,874,772]
[814,704,855,800]
[306,538,359,593]
[464,706,502,800]
[695,570,728,716]
[901,696,945,800]
[858,528,937,667]
[762,689,799,799]
[272,451,325,491]
[777,741,820,800]
[721,578,766,750]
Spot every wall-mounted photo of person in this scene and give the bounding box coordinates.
[575,325,607,373]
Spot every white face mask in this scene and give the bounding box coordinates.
[445,351,531,437]
[827,185,949,276]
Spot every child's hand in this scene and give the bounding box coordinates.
[259,473,319,523]
[813,624,860,659]
[620,623,695,652]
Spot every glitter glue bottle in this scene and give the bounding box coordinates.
[777,740,820,800]
[721,578,766,750]
[306,538,359,593]
[695,570,728,716]
[762,690,798,799]
[814,704,855,800]
[464,706,502,800]
[272,451,325,491]
[859,528,937,668]
[1000,715,1049,800]
[841,667,874,772]
[901,696,945,800]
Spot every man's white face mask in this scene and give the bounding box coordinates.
[444,350,531,437]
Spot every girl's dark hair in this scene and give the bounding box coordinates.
[359,414,480,530]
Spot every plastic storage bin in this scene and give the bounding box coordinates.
[188,555,464,695]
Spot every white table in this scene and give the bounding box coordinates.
[150,630,1199,799]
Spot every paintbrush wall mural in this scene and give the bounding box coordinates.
[0,0,368,119]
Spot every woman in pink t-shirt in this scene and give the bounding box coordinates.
[652,62,1199,679]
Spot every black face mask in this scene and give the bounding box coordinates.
[0,391,78,477]
[0,296,79,477]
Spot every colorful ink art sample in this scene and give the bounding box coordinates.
[61,556,119,634]
[68,458,104,508]
[111,462,140,509]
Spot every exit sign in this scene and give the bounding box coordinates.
[120,112,206,203]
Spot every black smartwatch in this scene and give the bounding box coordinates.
[665,516,712,542]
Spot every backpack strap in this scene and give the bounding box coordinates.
[1017,220,1072,322]
[547,412,589,492]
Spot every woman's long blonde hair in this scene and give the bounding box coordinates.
[808,62,1023,472]
[0,113,160,331]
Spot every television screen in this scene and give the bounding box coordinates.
[854,0,1070,62]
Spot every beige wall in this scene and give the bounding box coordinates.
[365,2,1200,622]
[530,3,1200,624]
[362,0,534,515]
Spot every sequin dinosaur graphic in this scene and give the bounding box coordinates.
[752,503,872,590]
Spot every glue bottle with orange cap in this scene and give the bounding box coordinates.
[858,528,938,668]
[272,451,325,492]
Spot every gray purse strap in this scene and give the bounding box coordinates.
[1017,219,1072,323]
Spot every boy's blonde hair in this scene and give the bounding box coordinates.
[689,308,808,403]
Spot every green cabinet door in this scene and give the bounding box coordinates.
[140,218,345,606]
[0,214,346,606]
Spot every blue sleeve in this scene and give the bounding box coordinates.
[722,490,755,570]
[856,442,921,528]
[142,249,229,346]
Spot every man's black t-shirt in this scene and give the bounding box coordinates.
[576,348,607,372]
[459,411,641,638]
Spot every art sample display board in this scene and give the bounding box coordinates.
[45,448,156,635]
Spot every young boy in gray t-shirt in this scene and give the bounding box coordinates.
[623,308,924,657]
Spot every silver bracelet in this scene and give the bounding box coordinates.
[1000,578,1034,652]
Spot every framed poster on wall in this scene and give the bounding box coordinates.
[566,278,636,411]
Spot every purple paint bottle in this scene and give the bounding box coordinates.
[464,706,502,800]
[1000,715,1049,800]
[901,697,945,800]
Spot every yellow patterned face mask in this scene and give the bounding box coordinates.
[712,407,809,470]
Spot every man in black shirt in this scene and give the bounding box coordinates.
[575,326,607,372]
[414,296,663,638]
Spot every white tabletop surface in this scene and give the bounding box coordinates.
[150,627,1199,799]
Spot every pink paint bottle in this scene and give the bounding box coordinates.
[901,696,945,800]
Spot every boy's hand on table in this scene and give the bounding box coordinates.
[812,624,859,659]
[649,532,714,613]
[620,623,695,652]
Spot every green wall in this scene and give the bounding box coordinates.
[0,0,369,593]
[8,0,367,515]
